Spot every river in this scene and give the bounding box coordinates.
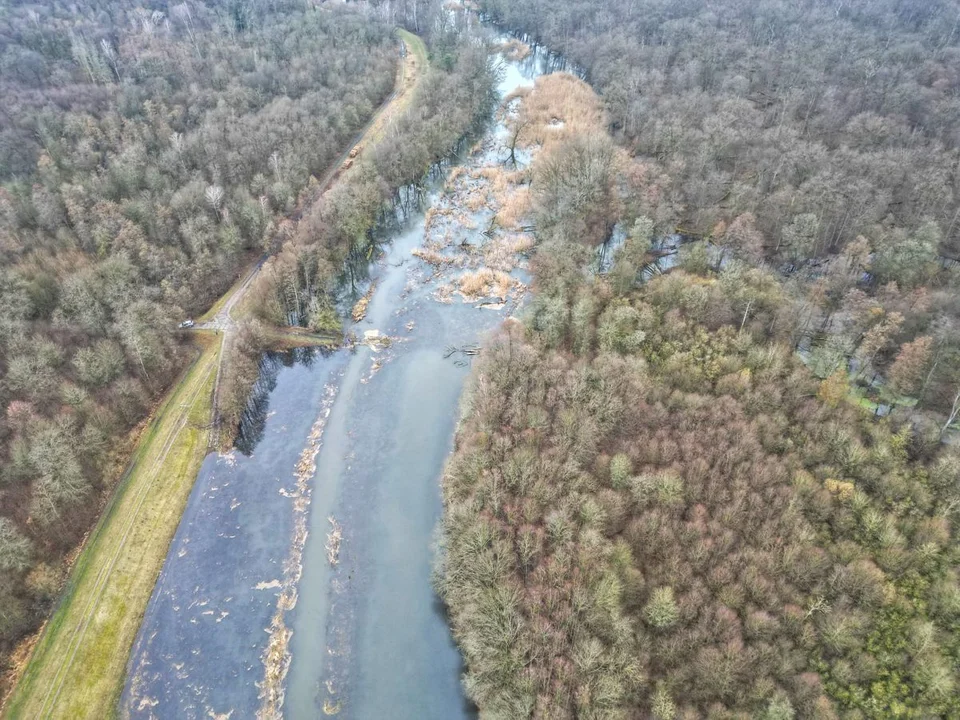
[120,26,573,720]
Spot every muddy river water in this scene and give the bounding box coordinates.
[121,31,575,720]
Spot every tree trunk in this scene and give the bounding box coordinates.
[940,388,960,438]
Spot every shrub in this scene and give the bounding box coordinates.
[609,453,632,489]
[650,682,676,719]
[644,586,680,630]
[0,518,32,573]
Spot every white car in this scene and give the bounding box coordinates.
[178,319,195,329]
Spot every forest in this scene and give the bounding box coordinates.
[439,0,960,717]
[442,266,960,718]
[4,0,960,714]
[479,0,960,421]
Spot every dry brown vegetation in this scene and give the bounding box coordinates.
[495,37,532,61]
[414,150,532,296]
[412,247,461,266]
[414,75,615,307]
[506,73,608,152]
[456,268,518,300]
[351,283,377,323]
[496,185,532,231]
[483,233,535,273]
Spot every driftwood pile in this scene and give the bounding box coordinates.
[444,344,481,367]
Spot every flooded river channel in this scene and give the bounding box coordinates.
[121,30,574,720]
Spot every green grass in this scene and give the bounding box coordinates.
[196,275,244,323]
[398,28,428,66]
[847,379,918,414]
[4,336,220,720]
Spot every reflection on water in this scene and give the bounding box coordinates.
[593,227,688,281]
[594,222,628,274]
[120,350,349,720]
[489,23,587,80]
[233,353,283,456]
[235,348,331,456]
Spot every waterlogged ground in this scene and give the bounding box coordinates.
[120,350,348,718]
[121,36,577,720]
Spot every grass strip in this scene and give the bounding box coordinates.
[5,337,219,720]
